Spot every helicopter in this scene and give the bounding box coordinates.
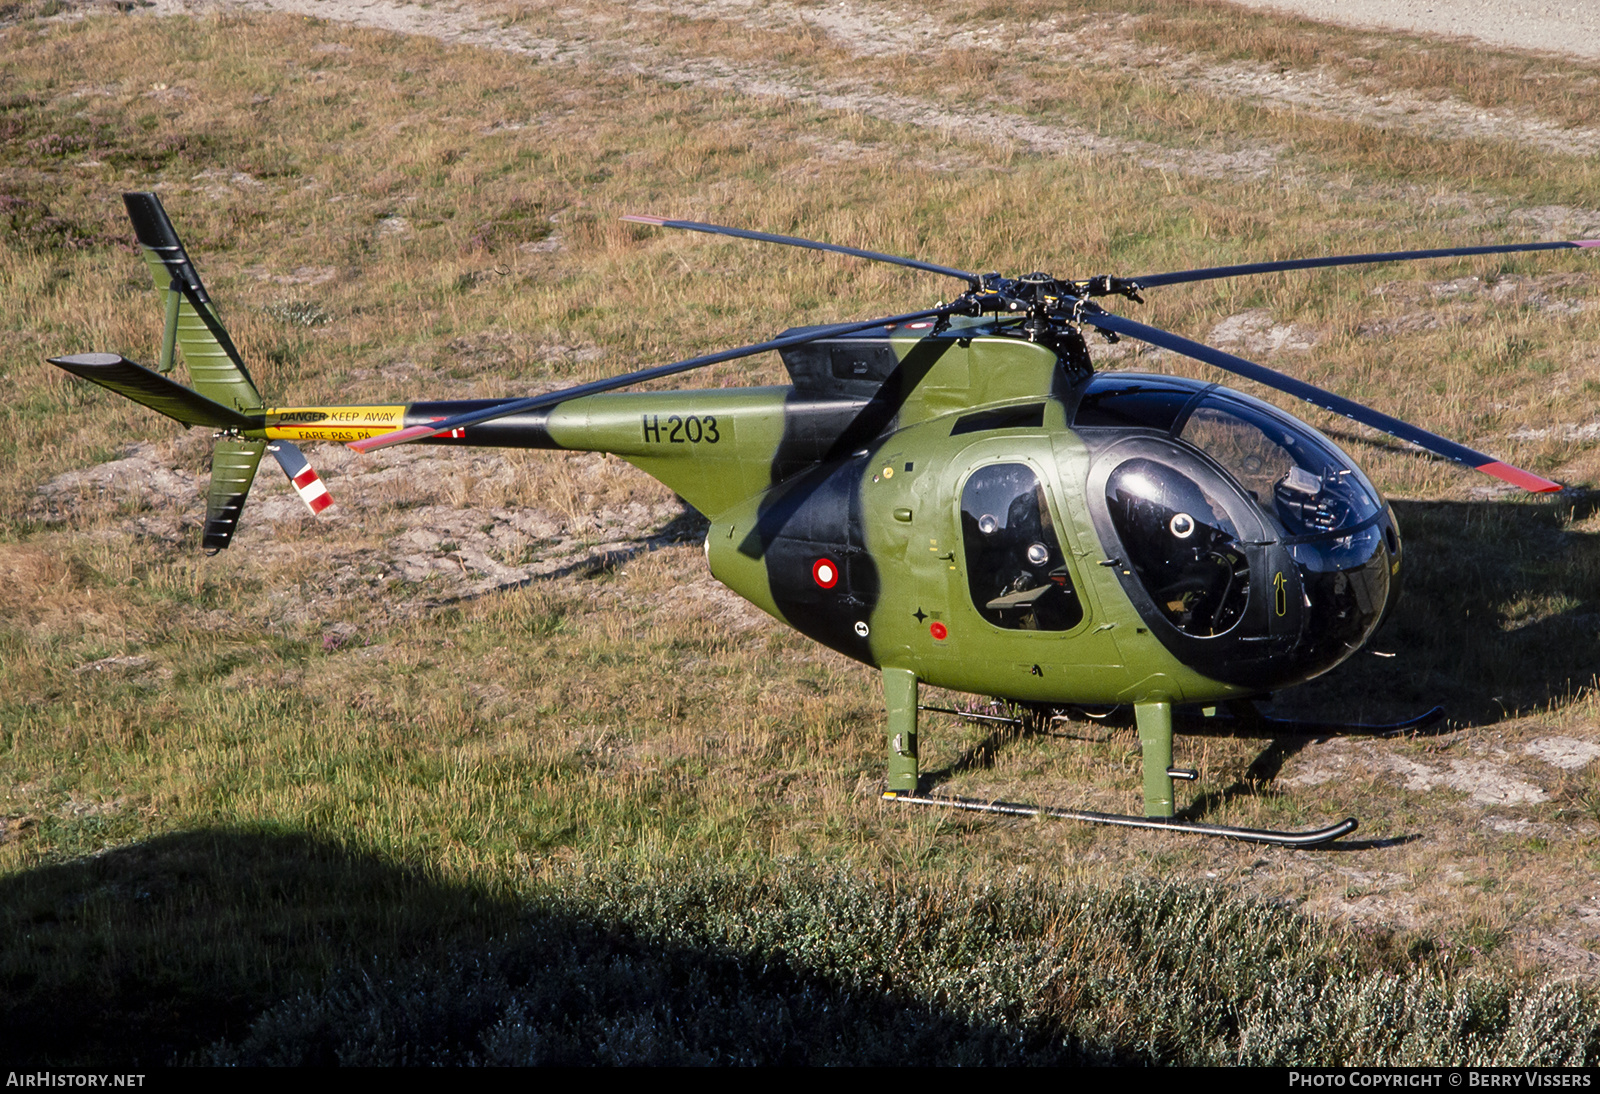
[50,193,1596,847]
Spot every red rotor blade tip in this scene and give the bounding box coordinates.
[621,214,668,226]
[1477,461,1563,493]
[347,424,440,453]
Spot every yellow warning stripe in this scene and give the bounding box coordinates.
[263,406,406,443]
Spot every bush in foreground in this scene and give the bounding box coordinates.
[206,865,1600,1066]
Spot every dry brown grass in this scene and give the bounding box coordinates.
[563,0,1600,127]
[2,0,1600,1065]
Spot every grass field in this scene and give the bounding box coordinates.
[3,0,1600,1065]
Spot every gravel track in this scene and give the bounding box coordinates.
[128,0,1600,174]
[1227,0,1600,63]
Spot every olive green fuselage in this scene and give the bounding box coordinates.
[262,317,1373,710]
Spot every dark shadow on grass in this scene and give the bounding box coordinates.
[920,723,1029,787]
[1314,835,1425,851]
[1169,721,1438,835]
[0,828,520,1068]
[1174,736,1311,823]
[1168,737,1421,847]
[0,827,1107,1067]
[424,504,712,611]
[1244,492,1600,729]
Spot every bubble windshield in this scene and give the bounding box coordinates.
[1080,377,1398,675]
[1177,393,1382,541]
[1175,391,1393,663]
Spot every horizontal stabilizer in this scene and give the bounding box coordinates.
[48,353,259,430]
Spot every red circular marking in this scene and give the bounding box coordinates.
[929,622,948,640]
[812,558,839,588]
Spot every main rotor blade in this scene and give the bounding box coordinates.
[1080,308,1563,493]
[348,306,955,452]
[622,214,979,288]
[1128,239,1599,290]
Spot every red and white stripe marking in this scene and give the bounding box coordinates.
[270,441,335,515]
[291,466,333,513]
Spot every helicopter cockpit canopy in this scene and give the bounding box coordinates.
[1076,374,1399,688]
[1175,390,1384,541]
[1104,457,1250,638]
[1075,376,1387,537]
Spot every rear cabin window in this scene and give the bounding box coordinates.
[960,463,1083,632]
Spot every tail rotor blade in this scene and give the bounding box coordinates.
[1079,308,1563,494]
[269,441,334,515]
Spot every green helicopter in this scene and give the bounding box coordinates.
[51,194,1594,846]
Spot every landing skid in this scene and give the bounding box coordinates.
[883,790,1359,848]
[1183,704,1447,738]
[922,702,1448,739]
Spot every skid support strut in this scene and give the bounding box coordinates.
[884,667,919,794]
[882,691,1361,846]
[1136,700,1173,818]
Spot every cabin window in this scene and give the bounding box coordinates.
[1073,377,1196,432]
[960,464,1083,632]
[1104,458,1249,637]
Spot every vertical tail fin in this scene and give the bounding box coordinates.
[204,438,266,552]
[124,192,265,417]
[124,192,274,551]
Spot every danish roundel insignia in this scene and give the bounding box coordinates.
[812,558,839,589]
[930,622,948,640]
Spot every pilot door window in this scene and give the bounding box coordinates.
[1104,458,1250,638]
[960,464,1084,632]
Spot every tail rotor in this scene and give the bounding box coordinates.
[49,193,334,550]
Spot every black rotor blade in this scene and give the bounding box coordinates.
[1079,308,1562,493]
[349,306,955,452]
[623,214,979,288]
[1128,239,1598,290]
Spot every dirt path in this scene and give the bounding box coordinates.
[134,0,1600,168]
[1226,0,1600,63]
